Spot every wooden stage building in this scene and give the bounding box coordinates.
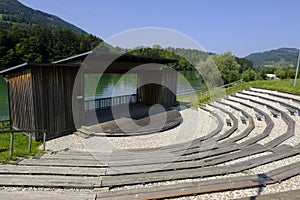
[0,51,182,140]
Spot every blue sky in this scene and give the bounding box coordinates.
[19,0,300,57]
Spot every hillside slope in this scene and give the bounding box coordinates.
[0,0,86,34]
[245,48,299,68]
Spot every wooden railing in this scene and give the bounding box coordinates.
[85,94,138,111]
[0,128,48,157]
[199,79,244,98]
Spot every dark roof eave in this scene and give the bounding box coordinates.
[0,63,81,75]
[52,51,177,65]
[52,51,93,64]
[0,63,28,75]
[0,52,178,75]
[118,54,176,64]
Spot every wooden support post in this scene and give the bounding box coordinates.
[28,132,32,153]
[43,132,46,151]
[9,132,14,157]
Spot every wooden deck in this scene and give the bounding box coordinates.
[80,103,183,136]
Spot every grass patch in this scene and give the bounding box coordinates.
[178,79,300,106]
[0,130,43,163]
[225,79,300,96]
[177,91,203,108]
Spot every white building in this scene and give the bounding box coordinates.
[266,74,280,80]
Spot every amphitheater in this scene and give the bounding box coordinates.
[1,87,300,200]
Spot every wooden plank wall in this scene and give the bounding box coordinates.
[32,65,79,140]
[72,69,84,129]
[137,70,162,105]
[9,68,35,131]
[137,68,177,107]
[161,67,177,107]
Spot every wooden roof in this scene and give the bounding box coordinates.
[52,51,176,64]
[0,63,80,75]
[0,51,176,75]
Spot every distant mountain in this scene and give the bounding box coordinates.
[245,48,299,68]
[0,0,86,34]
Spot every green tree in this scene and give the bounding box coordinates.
[0,26,102,68]
[211,52,240,84]
[152,44,161,49]
[242,69,256,82]
[235,57,254,74]
[288,69,300,79]
[275,68,289,79]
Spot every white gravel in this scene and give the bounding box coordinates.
[248,154,300,175]
[223,97,267,144]
[0,187,93,193]
[44,107,218,152]
[42,134,86,151]
[204,104,232,136]
[174,155,300,200]
[246,89,300,147]
[251,87,300,101]
[173,174,300,200]
[212,101,249,141]
[235,92,288,146]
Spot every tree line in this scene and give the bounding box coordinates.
[0,26,101,69]
[128,46,254,84]
[129,46,299,84]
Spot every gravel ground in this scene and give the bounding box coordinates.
[223,97,267,144]
[174,158,300,200]
[173,174,300,200]
[42,134,86,151]
[235,93,288,146]
[0,187,94,193]
[251,87,300,101]
[212,101,249,141]
[44,107,217,152]
[204,104,231,136]
[245,89,300,147]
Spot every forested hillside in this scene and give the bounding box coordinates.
[0,0,86,34]
[0,26,102,69]
[0,0,104,69]
[245,48,299,68]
